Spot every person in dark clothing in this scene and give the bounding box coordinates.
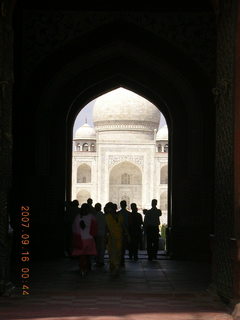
[143,199,162,261]
[87,198,96,216]
[94,203,106,267]
[128,203,143,261]
[118,200,130,266]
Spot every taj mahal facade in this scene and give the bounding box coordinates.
[72,88,168,224]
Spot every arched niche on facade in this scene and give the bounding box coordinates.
[160,165,168,184]
[77,164,91,183]
[82,143,89,151]
[91,143,95,152]
[77,190,91,205]
[160,191,168,211]
[109,161,142,207]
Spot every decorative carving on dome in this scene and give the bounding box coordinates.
[108,155,144,170]
[94,120,158,131]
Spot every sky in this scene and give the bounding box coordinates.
[73,98,167,136]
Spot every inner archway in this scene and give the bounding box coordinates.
[71,87,169,218]
[109,161,142,208]
[77,164,91,183]
[19,18,214,263]
[9,8,218,304]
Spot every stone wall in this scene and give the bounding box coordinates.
[233,0,240,302]
[213,0,237,300]
[0,0,14,294]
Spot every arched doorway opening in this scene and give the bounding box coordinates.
[109,161,142,209]
[71,88,169,218]
[71,87,169,257]
[15,18,214,262]
[8,7,218,303]
[77,164,91,183]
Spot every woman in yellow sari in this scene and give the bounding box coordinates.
[104,202,126,277]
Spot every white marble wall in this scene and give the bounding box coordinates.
[72,138,168,224]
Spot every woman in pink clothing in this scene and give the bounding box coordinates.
[71,203,97,276]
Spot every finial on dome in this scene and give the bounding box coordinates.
[85,117,87,124]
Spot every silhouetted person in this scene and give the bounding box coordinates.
[144,199,162,260]
[94,203,106,267]
[87,198,96,215]
[64,200,81,256]
[143,209,148,215]
[113,203,118,211]
[142,209,148,249]
[128,203,143,261]
[118,200,130,266]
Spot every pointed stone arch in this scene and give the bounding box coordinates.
[77,163,91,183]
[109,161,142,208]
[17,16,215,262]
[160,191,168,211]
[160,165,168,184]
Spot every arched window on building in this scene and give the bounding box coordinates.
[160,165,168,184]
[160,191,168,210]
[158,144,162,153]
[77,164,91,183]
[164,144,168,153]
[91,143,95,152]
[76,143,81,151]
[82,143,89,151]
[121,173,130,184]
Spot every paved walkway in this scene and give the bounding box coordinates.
[0,252,233,320]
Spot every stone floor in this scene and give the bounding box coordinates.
[0,251,233,320]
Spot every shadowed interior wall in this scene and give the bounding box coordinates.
[211,0,238,300]
[0,0,14,292]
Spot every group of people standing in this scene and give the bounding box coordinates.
[65,198,162,277]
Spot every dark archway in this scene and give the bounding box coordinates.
[13,20,214,259]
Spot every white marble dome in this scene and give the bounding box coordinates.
[92,88,160,131]
[156,125,168,140]
[75,123,96,139]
